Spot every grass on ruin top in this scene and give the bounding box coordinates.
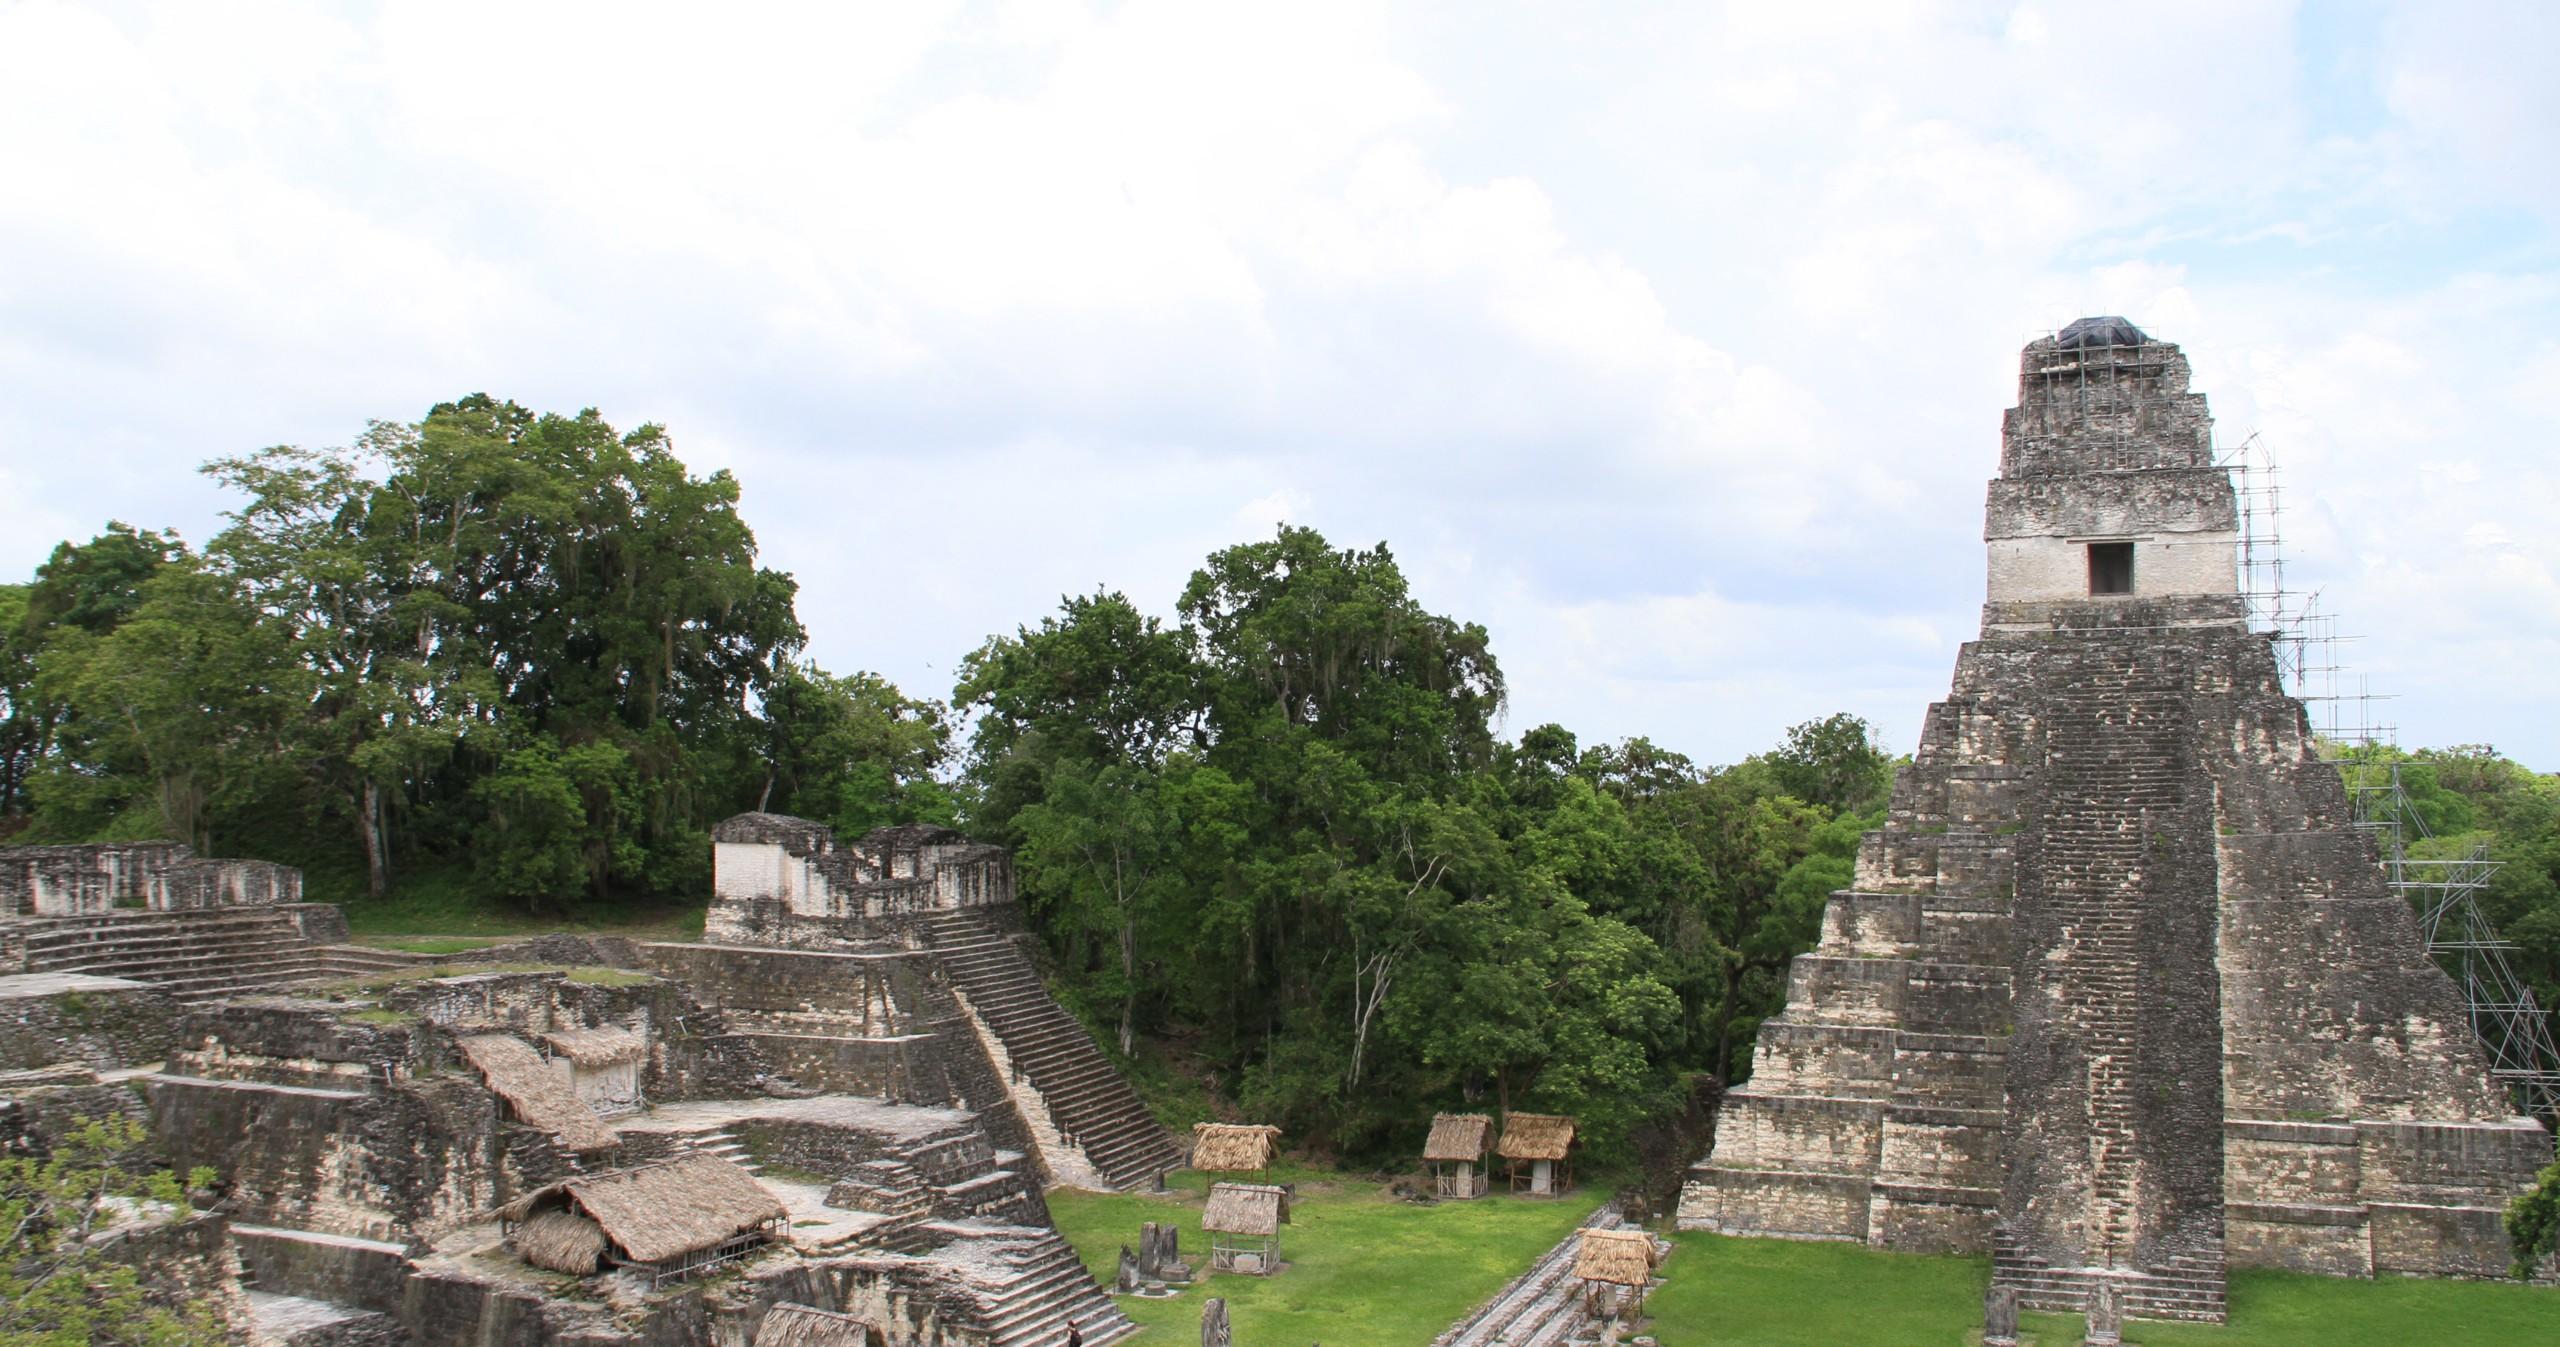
[332,863,707,943]
[1642,1232,2560,1347]
[1047,1167,1599,1346]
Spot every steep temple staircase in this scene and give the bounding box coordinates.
[921,909,1186,1191]
[1995,674,2227,1323]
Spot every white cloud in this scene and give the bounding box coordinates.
[2,0,2557,767]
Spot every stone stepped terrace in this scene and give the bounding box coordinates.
[848,1221,1136,1347]
[922,908,1185,1192]
[16,908,342,1003]
[621,1094,1048,1232]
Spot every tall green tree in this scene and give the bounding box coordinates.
[202,433,466,895]
[0,1114,223,1346]
[31,561,301,850]
[2,525,186,825]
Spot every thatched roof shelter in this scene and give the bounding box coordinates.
[1201,1182,1290,1237]
[541,1025,647,1067]
[756,1303,876,1347]
[1572,1228,1656,1287]
[1423,1113,1492,1162]
[1496,1112,1577,1161]
[459,1033,619,1152]
[1191,1122,1281,1172]
[513,1209,608,1275]
[499,1153,787,1270]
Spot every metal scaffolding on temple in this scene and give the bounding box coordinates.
[2224,436,2560,1124]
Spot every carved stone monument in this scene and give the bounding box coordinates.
[1117,1244,1138,1293]
[1982,1283,2019,1347]
[2083,1281,2122,1346]
[1201,1296,1231,1347]
[1140,1220,1191,1282]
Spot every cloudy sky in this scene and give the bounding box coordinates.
[4,0,2556,767]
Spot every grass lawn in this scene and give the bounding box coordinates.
[334,864,707,943]
[1645,1232,2559,1346]
[1047,1166,1599,1345]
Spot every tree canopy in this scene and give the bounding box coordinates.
[2,399,921,915]
[955,526,1890,1158]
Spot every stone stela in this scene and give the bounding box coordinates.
[1675,319,2551,1325]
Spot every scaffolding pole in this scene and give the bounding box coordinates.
[2225,435,2560,1125]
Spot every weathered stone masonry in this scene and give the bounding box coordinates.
[706,815,1187,1192]
[1676,321,2552,1320]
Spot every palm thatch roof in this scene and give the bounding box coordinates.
[459,1033,620,1153]
[1572,1228,1656,1286]
[1422,1113,1492,1162]
[1202,1182,1290,1236]
[1191,1122,1281,1172]
[1496,1112,1577,1161]
[756,1303,876,1347]
[498,1154,787,1265]
[512,1209,608,1275]
[541,1025,647,1067]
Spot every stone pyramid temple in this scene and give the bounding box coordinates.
[1675,319,2552,1322]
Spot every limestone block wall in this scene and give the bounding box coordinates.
[635,940,1046,1166]
[0,978,178,1071]
[642,943,924,1038]
[1984,468,2239,608]
[707,814,1013,945]
[150,1067,503,1243]
[230,1224,413,1315]
[1999,338,2214,478]
[147,858,302,910]
[739,1110,1047,1226]
[0,841,191,915]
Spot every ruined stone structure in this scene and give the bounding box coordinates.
[707,815,1186,1192]
[0,840,301,914]
[0,820,1170,1345]
[1677,320,2553,1321]
[0,842,368,1003]
[140,953,1135,1344]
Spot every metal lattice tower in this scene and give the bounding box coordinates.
[2224,437,2560,1124]
[2349,761,2560,1122]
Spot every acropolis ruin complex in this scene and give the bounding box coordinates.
[0,319,2547,1345]
[0,819,1180,1345]
[1675,319,2551,1322]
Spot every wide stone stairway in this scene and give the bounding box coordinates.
[16,909,345,1003]
[943,1224,1136,1347]
[1997,675,2227,1323]
[922,909,1186,1191]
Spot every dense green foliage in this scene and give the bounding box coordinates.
[0,399,947,913]
[956,526,1888,1160]
[2511,1157,2560,1278]
[2348,746,2560,1034]
[0,1114,224,1346]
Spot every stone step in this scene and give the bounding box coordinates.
[244,1289,399,1346]
[922,912,1177,1191]
[961,1231,1136,1347]
[1433,1205,1639,1347]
